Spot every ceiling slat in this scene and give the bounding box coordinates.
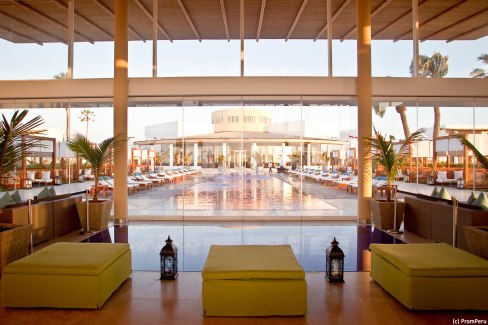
[134,0,173,42]
[92,0,145,42]
[10,0,94,43]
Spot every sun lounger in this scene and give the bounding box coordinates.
[32,170,53,187]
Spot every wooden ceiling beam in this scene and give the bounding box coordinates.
[314,0,352,42]
[0,10,66,44]
[373,0,428,39]
[340,0,393,41]
[256,0,266,42]
[176,0,201,41]
[219,0,230,41]
[422,7,488,41]
[447,21,488,43]
[92,0,145,42]
[134,0,173,42]
[0,23,43,45]
[394,0,467,41]
[51,0,113,39]
[10,0,94,43]
[285,0,308,41]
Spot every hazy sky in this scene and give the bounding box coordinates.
[0,36,487,141]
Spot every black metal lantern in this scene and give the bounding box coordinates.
[427,174,435,185]
[404,170,410,183]
[325,237,345,283]
[160,236,178,280]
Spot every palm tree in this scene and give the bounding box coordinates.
[79,109,95,140]
[53,72,68,79]
[364,127,424,201]
[66,133,121,202]
[470,53,488,78]
[0,110,45,185]
[411,52,449,171]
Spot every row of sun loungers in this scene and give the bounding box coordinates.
[288,167,388,193]
[90,168,201,196]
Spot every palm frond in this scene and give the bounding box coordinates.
[364,127,424,187]
[454,135,488,180]
[470,68,487,78]
[0,110,45,181]
[67,133,125,201]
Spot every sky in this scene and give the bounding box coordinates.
[0,36,487,142]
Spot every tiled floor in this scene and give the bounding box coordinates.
[1,272,485,325]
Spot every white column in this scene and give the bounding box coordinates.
[327,0,333,77]
[67,0,74,79]
[307,143,311,166]
[193,143,198,167]
[169,144,174,166]
[252,142,257,165]
[357,0,373,224]
[281,142,285,165]
[114,0,129,224]
[412,0,419,78]
[223,143,227,167]
[240,0,244,77]
[152,0,158,77]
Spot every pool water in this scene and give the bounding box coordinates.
[84,222,402,272]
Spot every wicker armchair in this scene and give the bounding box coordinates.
[0,223,32,275]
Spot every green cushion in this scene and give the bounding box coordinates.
[430,186,439,197]
[370,243,488,277]
[436,187,451,200]
[467,192,479,205]
[48,186,56,197]
[4,242,130,276]
[37,186,52,199]
[10,190,22,204]
[473,192,488,210]
[0,192,16,208]
[202,245,305,280]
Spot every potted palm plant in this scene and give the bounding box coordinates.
[455,135,488,259]
[67,133,123,230]
[364,127,424,230]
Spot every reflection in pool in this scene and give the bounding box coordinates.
[85,222,402,272]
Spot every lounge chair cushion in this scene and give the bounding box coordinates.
[2,242,132,309]
[10,190,22,204]
[473,192,488,211]
[467,192,479,205]
[453,170,464,180]
[371,243,488,277]
[37,186,52,199]
[41,170,51,180]
[202,245,305,280]
[437,171,447,179]
[436,187,451,200]
[0,192,16,208]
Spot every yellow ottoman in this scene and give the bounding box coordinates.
[2,242,131,309]
[202,245,307,316]
[370,243,488,310]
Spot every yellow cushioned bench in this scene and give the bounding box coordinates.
[370,243,488,310]
[2,242,131,309]
[202,245,307,316]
